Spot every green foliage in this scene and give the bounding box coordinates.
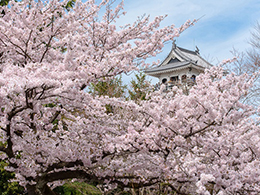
[64,0,76,11]
[89,76,126,114]
[53,181,101,195]
[89,73,152,113]
[0,161,25,195]
[0,0,9,6]
[0,0,9,16]
[128,72,151,101]
[89,76,127,98]
[44,103,56,108]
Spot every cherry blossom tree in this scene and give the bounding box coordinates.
[117,67,260,195]
[0,0,260,195]
[224,22,260,107]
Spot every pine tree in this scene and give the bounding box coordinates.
[128,72,151,101]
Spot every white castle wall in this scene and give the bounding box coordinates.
[158,68,201,83]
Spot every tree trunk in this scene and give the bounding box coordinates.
[26,184,56,195]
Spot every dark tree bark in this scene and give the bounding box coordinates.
[26,184,56,195]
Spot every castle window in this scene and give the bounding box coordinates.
[162,78,167,84]
[181,75,187,82]
[170,76,178,82]
[191,75,196,81]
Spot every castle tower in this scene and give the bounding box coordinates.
[144,41,213,90]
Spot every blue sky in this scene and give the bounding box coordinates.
[117,0,260,83]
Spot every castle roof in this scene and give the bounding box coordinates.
[144,42,213,76]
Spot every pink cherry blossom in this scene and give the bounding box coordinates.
[0,0,260,195]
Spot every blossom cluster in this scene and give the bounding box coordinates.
[0,0,259,194]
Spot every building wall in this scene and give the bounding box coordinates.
[158,68,201,83]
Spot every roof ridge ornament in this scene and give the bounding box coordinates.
[172,40,176,49]
[195,46,200,54]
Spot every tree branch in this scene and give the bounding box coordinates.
[184,121,216,138]
[45,160,84,173]
[0,145,6,152]
[5,105,29,158]
[2,33,33,64]
[49,110,61,124]
[40,35,54,63]
[44,169,159,189]
[24,29,33,64]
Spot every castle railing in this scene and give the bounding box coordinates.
[154,78,196,92]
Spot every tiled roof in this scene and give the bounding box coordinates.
[145,62,205,75]
[145,43,213,75]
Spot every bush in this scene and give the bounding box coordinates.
[53,181,101,195]
[0,161,25,195]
